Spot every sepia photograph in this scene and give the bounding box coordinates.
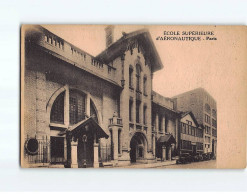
[0,0,246,193]
[21,25,246,169]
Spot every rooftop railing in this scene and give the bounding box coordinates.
[34,26,118,84]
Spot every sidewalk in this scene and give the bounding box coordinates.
[115,160,177,168]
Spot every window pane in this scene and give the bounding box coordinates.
[69,90,86,125]
[129,67,133,88]
[50,92,65,124]
[129,100,133,121]
[136,101,140,123]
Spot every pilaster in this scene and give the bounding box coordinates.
[64,85,70,126]
[93,143,99,168]
[36,71,47,138]
[168,146,172,161]
[71,140,78,168]
[162,146,166,161]
[152,134,156,157]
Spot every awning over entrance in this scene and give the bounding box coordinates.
[59,117,109,139]
[157,134,176,146]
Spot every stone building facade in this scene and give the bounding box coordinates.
[151,91,179,161]
[21,25,216,168]
[173,88,217,156]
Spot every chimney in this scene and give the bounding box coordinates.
[105,25,114,48]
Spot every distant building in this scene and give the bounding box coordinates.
[178,111,204,155]
[173,88,217,157]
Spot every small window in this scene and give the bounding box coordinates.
[136,100,141,123]
[143,105,147,125]
[129,99,133,122]
[118,130,121,154]
[129,66,133,88]
[212,109,217,118]
[205,103,211,114]
[143,75,147,95]
[136,64,141,91]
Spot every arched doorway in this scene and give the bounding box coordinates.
[130,132,147,163]
[77,131,94,168]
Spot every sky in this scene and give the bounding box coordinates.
[41,25,246,102]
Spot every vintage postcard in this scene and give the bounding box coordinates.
[21,25,246,168]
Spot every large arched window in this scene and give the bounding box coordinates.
[50,88,99,126]
[50,92,65,124]
[136,64,141,91]
[129,65,134,88]
[69,89,86,125]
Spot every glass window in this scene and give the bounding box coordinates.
[129,99,133,122]
[205,103,211,114]
[136,64,141,91]
[212,109,217,118]
[129,66,133,88]
[50,92,65,124]
[143,75,147,95]
[69,90,86,125]
[118,130,121,154]
[136,100,140,123]
[143,105,147,125]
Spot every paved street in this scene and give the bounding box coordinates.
[155,160,217,169]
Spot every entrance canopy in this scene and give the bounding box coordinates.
[59,117,109,139]
[157,134,176,146]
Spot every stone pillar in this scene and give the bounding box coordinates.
[93,143,99,168]
[162,146,166,161]
[64,137,67,162]
[112,128,119,163]
[86,94,91,117]
[71,140,78,168]
[119,130,122,155]
[168,146,172,161]
[64,85,70,126]
[152,134,156,157]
